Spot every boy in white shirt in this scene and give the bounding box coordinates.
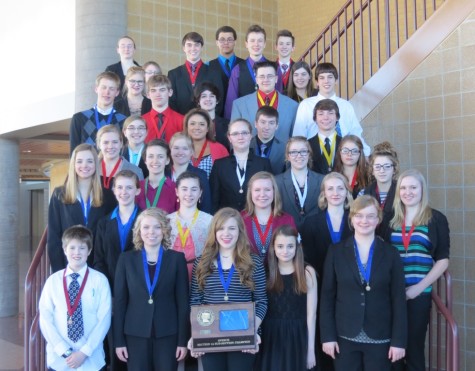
[39,225,111,371]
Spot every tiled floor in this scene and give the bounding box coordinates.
[0,237,37,371]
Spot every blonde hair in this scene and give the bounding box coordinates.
[390,169,432,227]
[96,124,124,159]
[132,208,172,250]
[122,115,147,133]
[267,225,308,294]
[195,208,255,291]
[243,172,283,217]
[349,195,382,223]
[63,144,103,207]
[369,141,399,181]
[318,172,352,210]
[123,66,146,96]
[170,132,194,151]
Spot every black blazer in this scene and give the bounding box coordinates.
[93,210,140,293]
[115,95,152,117]
[168,63,224,115]
[320,236,407,348]
[106,60,140,91]
[208,56,244,103]
[308,134,342,175]
[214,116,231,152]
[47,187,107,273]
[300,209,352,280]
[275,169,325,232]
[164,164,213,215]
[210,152,272,212]
[361,181,397,241]
[114,249,190,347]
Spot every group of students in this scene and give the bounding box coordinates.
[38,22,450,371]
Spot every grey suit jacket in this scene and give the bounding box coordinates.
[250,136,286,175]
[230,92,298,143]
[275,168,324,231]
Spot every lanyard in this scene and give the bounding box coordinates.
[101,158,122,189]
[257,91,277,107]
[326,210,344,244]
[145,177,166,208]
[63,269,89,320]
[94,105,114,129]
[401,216,416,254]
[318,133,336,170]
[354,239,375,291]
[246,59,257,85]
[218,57,233,78]
[192,140,208,167]
[185,60,203,86]
[151,112,168,140]
[252,214,273,255]
[291,170,308,213]
[350,170,358,190]
[78,194,91,226]
[142,247,164,304]
[217,254,235,301]
[116,206,139,252]
[176,209,199,248]
[235,160,247,194]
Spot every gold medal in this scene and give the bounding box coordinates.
[148,298,153,304]
[224,294,229,301]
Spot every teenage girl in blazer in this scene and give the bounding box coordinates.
[48,143,106,272]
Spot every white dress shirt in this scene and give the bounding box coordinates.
[293,93,371,156]
[39,264,111,371]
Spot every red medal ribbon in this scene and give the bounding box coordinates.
[102,158,122,189]
[150,111,168,140]
[185,60,203,86]
[401,216,416,253]
[350,170,358,190]
[252,214,274,247]
[192,140,208,167]
[63,268,89,320]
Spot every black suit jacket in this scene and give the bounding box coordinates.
[308,134,342,175]
[93,210,140,293]
[106,60,140,91]
[320,236,407,347]
[300,209,352,279]
[122,145,149,178]
[209,56,244,103]
[210,152,272,212]
[114,249,190,347]
[115,95,152,117]
[214,116,231,152]
[168,63,224,115]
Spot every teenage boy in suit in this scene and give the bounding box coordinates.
[208,25,244,105]
[168,32,224,115]
[105,35,140,91]
[39,225,111,371]
[230,61,298,144]
[275,29,295,94]
[250,106,286,175]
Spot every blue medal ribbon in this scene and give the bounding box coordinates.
[246,59,257,85]
[78,195,91,226]
[115,206,139,252]
[354,239,375,290]
[142,246,164,303]
[217,254,235,301]
[218,58,232,78]
[326,211,345,244]
[94,105,115,129]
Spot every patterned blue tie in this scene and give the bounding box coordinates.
[67,273,84,342]
[260,143,267,158]
[335,121,342,136]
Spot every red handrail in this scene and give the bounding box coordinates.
[24,228,49,371]
[428,271,459,371]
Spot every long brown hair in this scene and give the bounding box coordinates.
[63,144,103,206]
[267,225,308,294]
[195,208,255,291]
[286,61,314,102]
[333,135,369,190]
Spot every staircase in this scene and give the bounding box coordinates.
[299,0,475,120]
